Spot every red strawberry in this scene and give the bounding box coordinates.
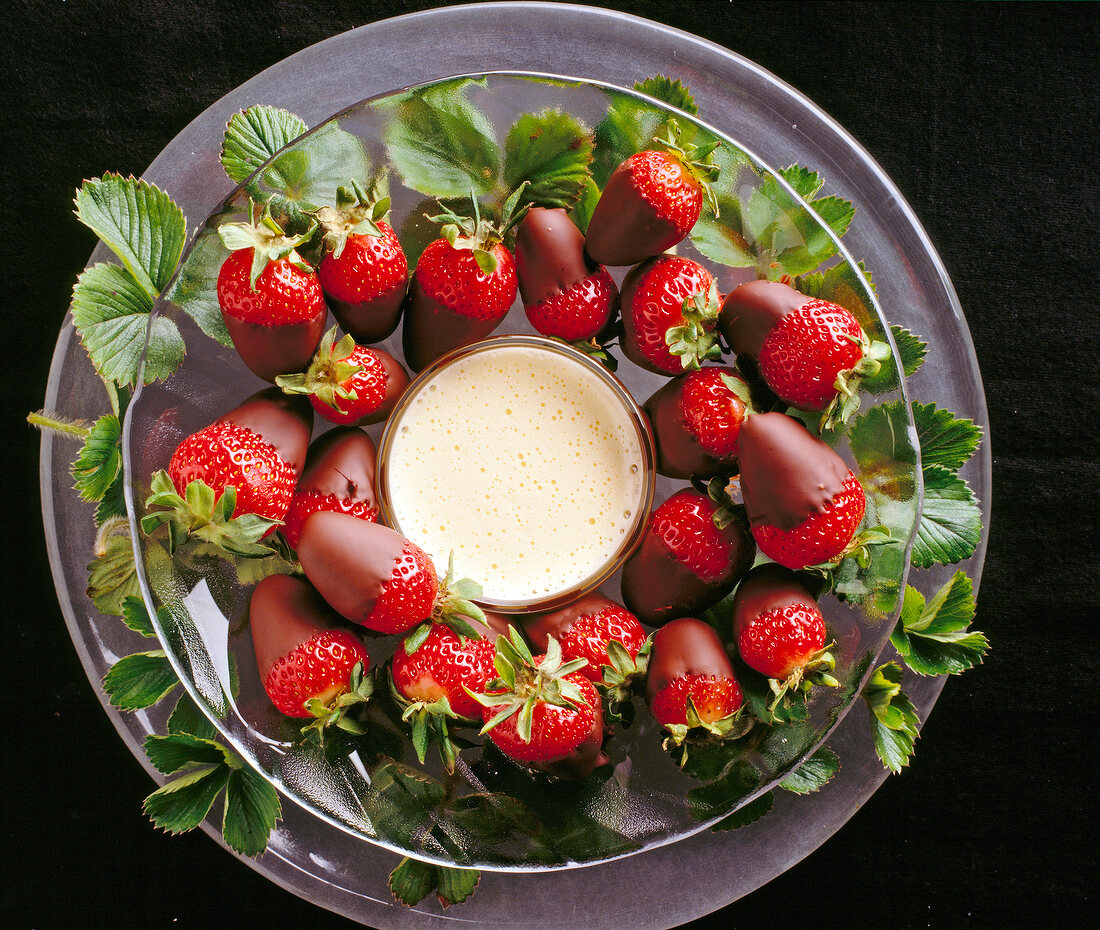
[297,512,485,636]
[316,182,408,343]
[585,120,720,266]
[281,427,378,551]
[276,326,409,426]
[646,617,744,743]
[216,204,328,382]
[514,206,618,342]
[732,563,838,713]
[392,624,496,721]
[644,365,755,479]
[472,627,607,779]
[250,574,372,739]
[620,255,721,375]
[401,198,524,371]
[144,389,312,554]
[523,593,648,701]
[719,279,889,430]
[737,411,868,569]
[620,481,755,627]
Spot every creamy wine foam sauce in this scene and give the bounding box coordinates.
[385,344,646,603]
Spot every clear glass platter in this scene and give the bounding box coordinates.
[41,4,990,927]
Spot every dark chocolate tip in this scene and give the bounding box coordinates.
[645,617,735,704]
[250,574,350,678]
[718,279,809,358]
[326,281,407,345]
[298,427,377,506]
[645,371,740,480]
[222,304,328,382]
[585,165,684,266]
[515,207,593,308]
[738,412,850,531]
[218,387,313,474]
[521,592,621,654]
[296,512,409,625]
[401,277,505,372]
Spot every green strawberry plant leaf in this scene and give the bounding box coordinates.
[221,105,309,187]
[912,401,984,472]
[164,217,235,348]
[71,414,121,503]
[863,324,928,392]
[708,790,774,831]
[120,594,157,637]
[389,857,480,908]
[861,661,920,773]
[591,88,666,187]
[779,746,841,794]
[687,758,764,822]
[86,519,140,616]
[635,75,699,115]
[142,731,281,856]
[503,109,594,209]
[74,174,187,296]
[385,77,500,199]
[70,262,186,386]
[167,693,219,741]
[911,464,983,567]
[102,651,180,711]
[892,571,988,676]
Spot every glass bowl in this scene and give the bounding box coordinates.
[123,71,920,871]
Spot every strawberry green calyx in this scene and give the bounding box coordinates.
[427,183,531,274]
[387,673,463,773]
[302,660,374,745]
[470,628,590,744]
[764,643,839,718]
[662,695,752,753]
[653,118,722,216]
[692,474,749,532]
[141,471,279,558]
[218,201,317,289]
[665,279,722,370]
[315,180,392,259]
[805,524,897,579]
[275,326,363,414]
[599,638,651,726]
[821,334,893,432]
[402,553,488,655]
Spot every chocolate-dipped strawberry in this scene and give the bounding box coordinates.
[250,574,373,739]
[144,388,313,554]
[585,120,719,266]
[719,279,889,430]
[738,411,867,569]
[216,204,328,382]
[514,207,618,342]
[471,626,608,780]
[401,197,524,372]
[281,427,379,551]
[620,480,755,626]
[522,593,648,710]
[646,617,744,743]
[644,366,754,479]
[732,563,837,714]
[276,326,409,426]
[296,512,485,636]
[316,182,408,343]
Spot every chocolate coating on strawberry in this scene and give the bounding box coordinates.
[216,387,313,475]
[281,427,378,549]
[297,512,418,627]
[731,563,818,627]
[645,617,734,705]
[250,574,351,682]
[718,279,807,358]
[515,207,592,306]
[738,412,850,532]
[320,223,408,344]
[401,274,508,372]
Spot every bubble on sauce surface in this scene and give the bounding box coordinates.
[385,345,646,601]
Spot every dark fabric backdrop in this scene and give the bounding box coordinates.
[5,2,1096,928]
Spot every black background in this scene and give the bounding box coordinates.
[5,2,1096,927]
